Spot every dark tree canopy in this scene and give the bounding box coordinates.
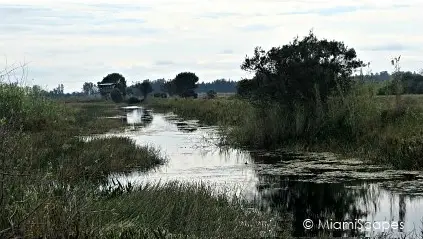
[237,78,259,98]
[100,73,127,96]
[240,31,365,107]
[134,80,153,99]
[170,72,199,96]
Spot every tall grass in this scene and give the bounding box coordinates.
[92,182,278,238]
[0,84,70,131]
[145,97,252,126]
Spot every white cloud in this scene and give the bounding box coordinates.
[0,0,422,92]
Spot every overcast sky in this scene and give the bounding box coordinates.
[1,0,422,92]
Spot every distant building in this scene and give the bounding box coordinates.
[97,82,117,99]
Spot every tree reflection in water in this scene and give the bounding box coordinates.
[250,152,385,238]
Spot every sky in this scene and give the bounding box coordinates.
[0,0,422,93]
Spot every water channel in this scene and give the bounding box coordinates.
[102,107,423,238]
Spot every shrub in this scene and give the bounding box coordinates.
[181,90,198,99]
[127,96,141,105]
[153,92,168,98]
[207,90,217,99]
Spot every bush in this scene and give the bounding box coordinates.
[153,92,167,98]
[207,90,217,99]
[110,88,123,103]
[181,90,198,99]
[127,96,141,104]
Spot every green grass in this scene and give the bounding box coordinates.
[63,101,127,135]
[91,182,278,238]
[1,84,279,238]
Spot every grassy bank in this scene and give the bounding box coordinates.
[63,101,127,134]
[0,83,278,238]
[145,87,423,170]
[145,97,251,125]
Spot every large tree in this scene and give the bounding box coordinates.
[99,73,127,96]
[170,72,199,96]
[240,31,365,109]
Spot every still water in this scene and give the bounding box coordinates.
[104,107,423,238]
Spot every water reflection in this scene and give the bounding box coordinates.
[124,107,153,129]
[175,122,198,133]
[106,109,423,238]
[256,176,373,237]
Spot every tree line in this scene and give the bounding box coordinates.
[31,31,422,101]
[93,72,237,102]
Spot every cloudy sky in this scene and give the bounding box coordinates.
[0,0,422,92]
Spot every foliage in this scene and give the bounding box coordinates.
[165,72,199,96]
[0,84,68,132]
[206,90,217,99]
[181,89,198,98]
[153,92,168,98]
[110,88,123,103]
[237,78,259,99]
[82,82,98,95]
[240,30,365,109]
[196,79,237,93]
[378,71,423,95]
[127,96,141,104]
[51,84,64,95]
[150,78,237,94]
[134,80,153,99]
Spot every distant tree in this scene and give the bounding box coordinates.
[51,84,64,96]
[134,80,153,99]
[82,82,97,95]
[163,81,176,95]
[196,79,237,93]
[110,88,124,103]
[99,73,127,96]
[31,85,44,95]
[391,56,403,111]
[171,72,199,96]
[151,78,166,92]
